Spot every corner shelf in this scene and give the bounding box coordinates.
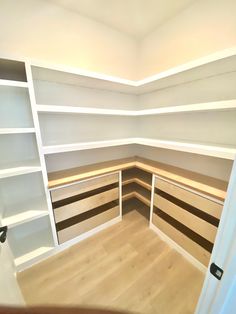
[42,138,236,160]
[0,128,35,134]
[2,210,49,229]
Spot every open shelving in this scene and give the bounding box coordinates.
[0,47,235,271]
[42,137,236,160]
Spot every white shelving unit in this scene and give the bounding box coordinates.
[1,47,236,271]
[2,210,49,229]
[42,137,236,160]
[0,57,57,271]
[0,79,28,88]
[0,165,42,179]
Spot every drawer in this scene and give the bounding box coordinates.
[155,178,223,219]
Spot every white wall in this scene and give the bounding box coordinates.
[0,0,236,80]
[139,0,236,78]
[0,0,138,80]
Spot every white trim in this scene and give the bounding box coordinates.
[25,63,59,248]
[0,79,28,88]
[0,128,35,135]
[150,222,207,273]
[42,137,236,160]
[15,247,54,272]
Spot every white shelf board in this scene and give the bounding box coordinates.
[14,246,53,269]
[137,99,236,115]
[136,47,236,93]
[2,210,49,229]
[0,79,28,88]
[0,166,41,179]
[43,138,135,154]
[42,138,236,160]
[136,138,236,160]
[31,46,236,93]
[36,104,135,116]
[0,128,35,134]
[37,99,236,116]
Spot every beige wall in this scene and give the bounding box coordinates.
[0,0,138,80]
[0,0,236,79]
[139,0,236,78]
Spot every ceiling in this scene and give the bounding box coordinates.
[47,0,195,39]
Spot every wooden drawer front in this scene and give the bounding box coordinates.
[51,173,118,202]
[152,214,211,266]
[57,204,119,244]
[54,187,119,223]
[155,178,223,219]
[154,194,217,243]
[152,177,222,267]
[51,172,120,244]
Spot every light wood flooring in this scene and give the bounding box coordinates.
[18,206,205,314]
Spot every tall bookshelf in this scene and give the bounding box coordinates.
[0,58,57,271]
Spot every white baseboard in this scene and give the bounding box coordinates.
[58,215,122,252]
[150,222,207,273]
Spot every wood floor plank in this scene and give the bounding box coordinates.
[18,210,204,314]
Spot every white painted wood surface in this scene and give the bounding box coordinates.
[42,137,236,160]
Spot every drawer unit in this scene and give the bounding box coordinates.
[151,176,223,267]
[50,172,120,244]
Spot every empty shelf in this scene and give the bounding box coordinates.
[0,79,28,88]
[2,211,49,228]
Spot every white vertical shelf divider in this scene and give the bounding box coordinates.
[25,62,58,247]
